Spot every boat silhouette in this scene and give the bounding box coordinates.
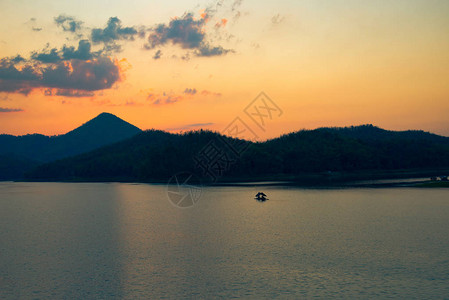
[255,192,268,202]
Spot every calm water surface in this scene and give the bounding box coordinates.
[1,182,448,299]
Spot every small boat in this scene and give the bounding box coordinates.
[255,192,268,202]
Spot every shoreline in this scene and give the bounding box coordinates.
[4,168,449,188]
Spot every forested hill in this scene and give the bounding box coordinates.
[0,113,141,180]
[26,125,449,182]
[0,113,141,162]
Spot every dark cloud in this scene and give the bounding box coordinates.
[183,88,197,95]
[0,58,41,94]
[0,107,23,112]
[153,49,162,60]
[41,57,120,91]
[11,55,26,64]
[91,17,138,44]
[147,13,206,49]
[31,40,94,63]
[31,47,61,63]
[62,40,93,60]
[0,56,121,94]
[146,12,233,58]
[54,15,83,32]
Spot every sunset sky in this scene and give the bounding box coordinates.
[0,0,448,139]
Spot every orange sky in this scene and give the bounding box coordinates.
[1,0,449,139]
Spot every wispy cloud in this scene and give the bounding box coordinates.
[153,49,162,60]
[44,88,95,98]
[201,90,222,97]
[166,122,215,131]
[0,107,23,112]
[146,87,222,105]
[184,88,197,95]
[271,14,285,25]
[148,92,183,105]
[54,15,83,33]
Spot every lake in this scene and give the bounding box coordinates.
[1,182,448,299]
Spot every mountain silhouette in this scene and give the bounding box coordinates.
[0,112,141,179]
[46,112,142,160]
[25,125,449,183]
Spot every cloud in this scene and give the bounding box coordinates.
[26,18,44,33]
[10,55,26,64]
[145,12,233,57]
[44,88,95,98]
[1,10,237,97]
[31,40,96,63]
[41,57,121,91]
[147,92,183,105]
[271,14,285,25]
[0,107,23,112]
[183,88,197,95]
[195,44,233,57]
[153,49,162,60]
[146,13,206,49]
[91,17,138,44]
[0,55,122,94]
[215,18,228,29]
[101,43,123,54]
[62,40,94,60]
[54,15,83,32]
[230,0,245,23]
[181,52,191,61]
[231,0,243,12]
[147,88,221,105]
[250,42,260,49]
[0,58,40,94]
[201,90,222,97]
[167,122,214,131]
[232,11,242,23]
[31,47,61,63]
